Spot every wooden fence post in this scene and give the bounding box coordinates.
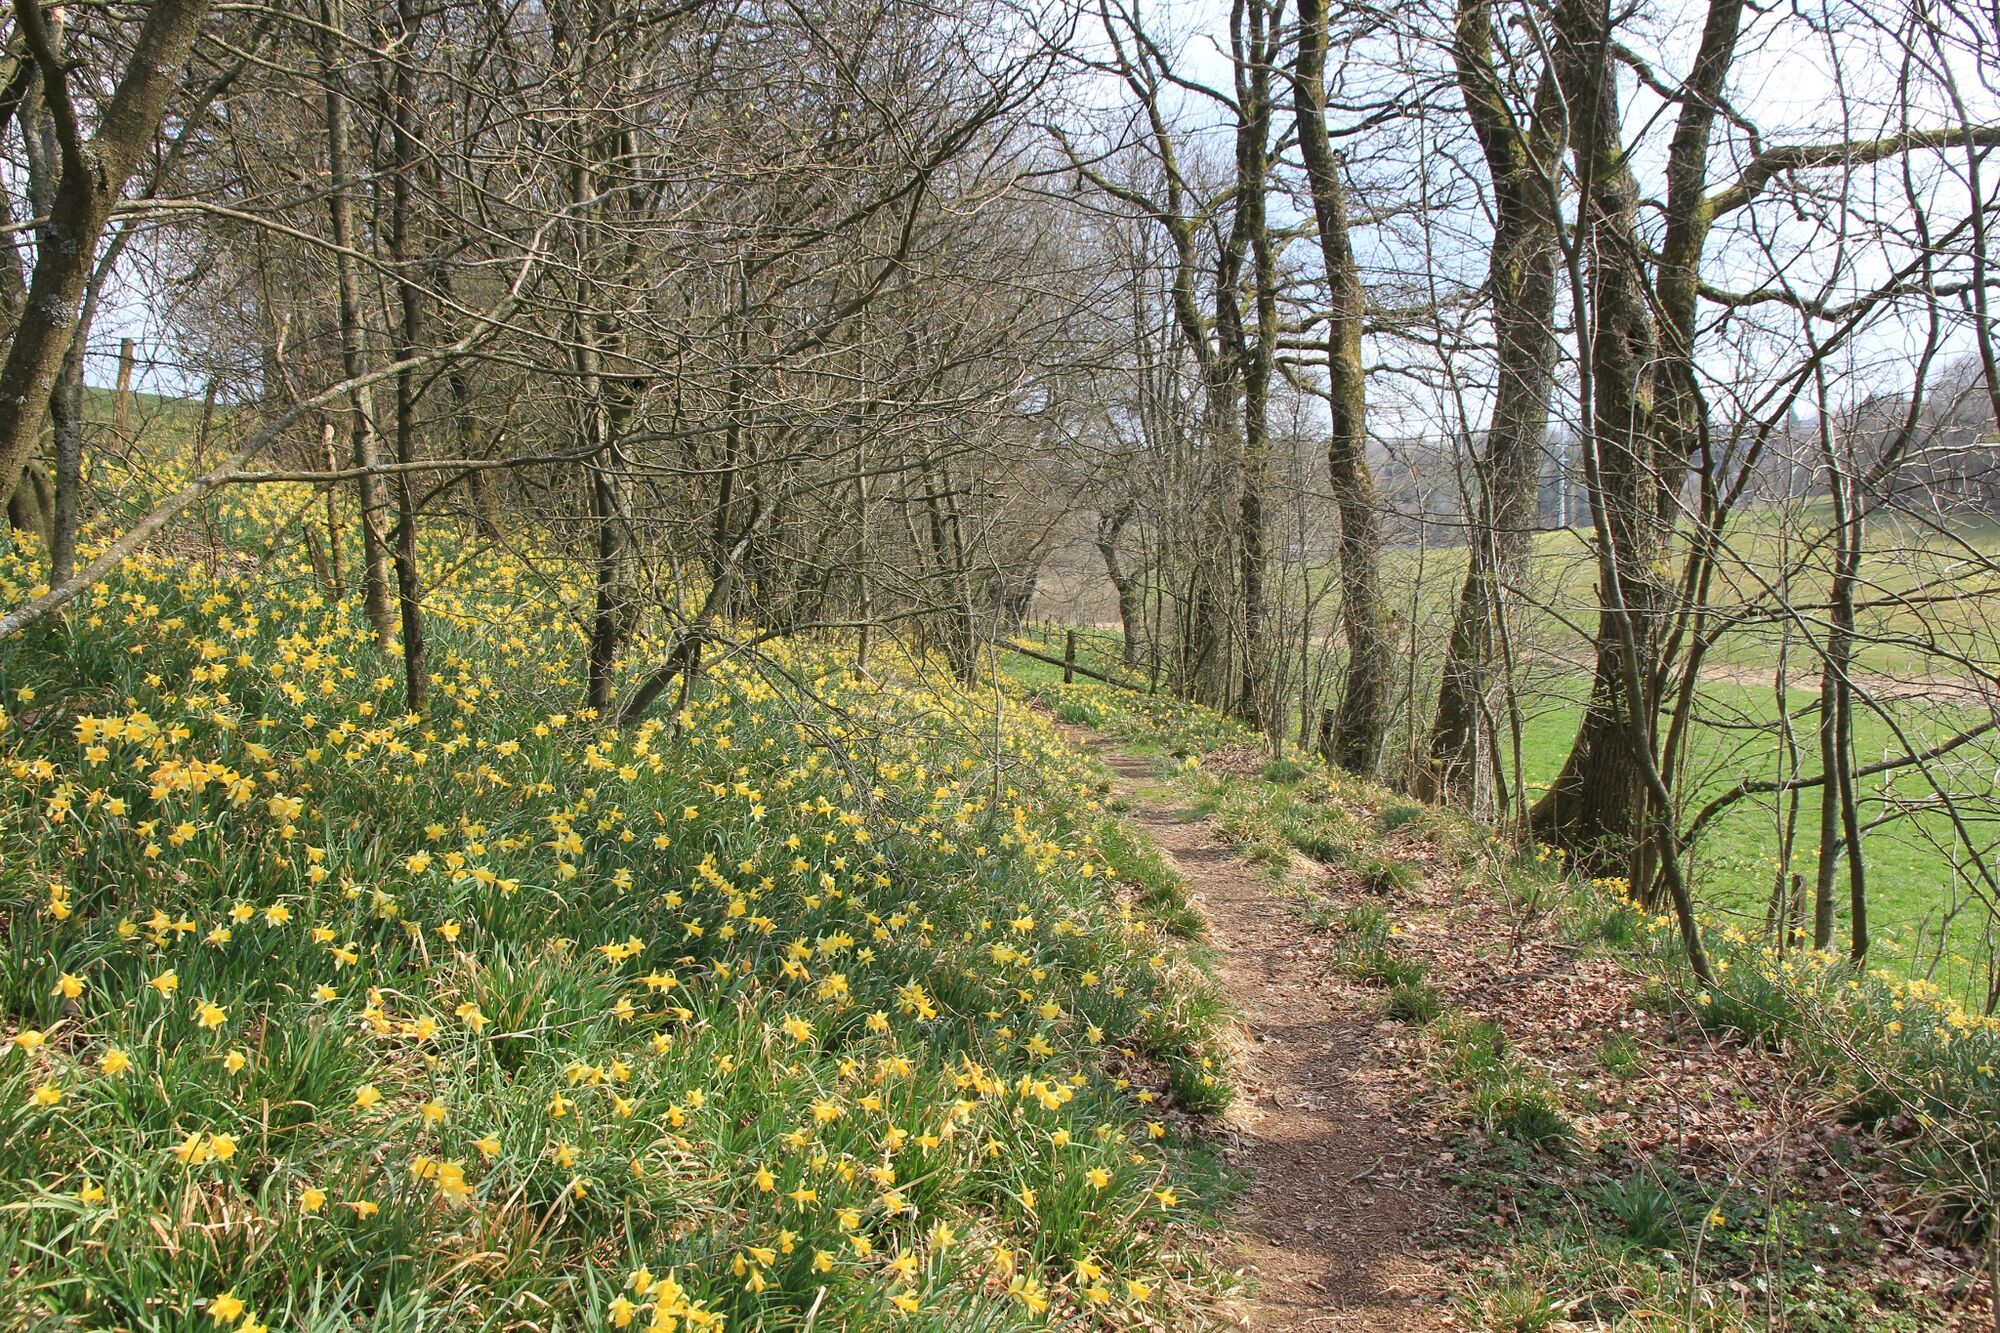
[1063,630,1076,685]
[114,338,137,438]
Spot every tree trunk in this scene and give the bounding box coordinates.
[1528,0,1669,867]
[1532,0,1745,871]
[1294,0,1389,774]
[319,0,396,646]
[47,337,83,582]
[1095,504,1146,671]
[1227,0,1278,731]
[1419,0,1564,807]
[0,0,212,515]
[386,0,428,713]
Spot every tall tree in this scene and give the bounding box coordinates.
[1226,0,1281,730]
[1292,0,1389,772]
[1417,0,1565,809]
[0,0,213,516]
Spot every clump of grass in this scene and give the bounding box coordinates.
[1260,757,1311,784]
[1432,1014,1509,1083]
[1565,898,1646,951]
[1340,901,1390,945]
[1098,819,1202,939]
[1595,1032,1644,1079]
[1377,803,1425,833]
[1167,1052,1235,1115]
[1350,946,1427,989]
[1289,825,1352,865]
[1470,1283,1566,1332]
[1355,855,1418,896]
[1475,1080,1574,1150]
[1592,1167,1687,1251]
[1692,968,1800,1049]
[1429,1012,1570,1150]
[1387,979,1442,1024]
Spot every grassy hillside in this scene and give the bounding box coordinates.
[0,491,1232,1330]
[1377,502,2000,678]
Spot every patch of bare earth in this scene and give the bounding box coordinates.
[1084,738,1460,1332]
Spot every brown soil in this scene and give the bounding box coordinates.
[1084,737,1459,1331]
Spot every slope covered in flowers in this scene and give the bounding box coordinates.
[0,504,1230,1331]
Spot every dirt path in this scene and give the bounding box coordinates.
[1086,738,1456,1331]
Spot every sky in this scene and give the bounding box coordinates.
[73,0,2000,431]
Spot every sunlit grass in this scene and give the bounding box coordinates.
[0,486,1236,1329]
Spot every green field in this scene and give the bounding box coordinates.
[1024,502,2000,1006]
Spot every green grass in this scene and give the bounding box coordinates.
[1026,505,2000,1000]
[1509,674,2000,1003]
[1033,624,2000,1002]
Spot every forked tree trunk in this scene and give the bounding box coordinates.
[1419,0,1565,808]
[0,0,213,516]
[1528,0,1669,867]
[1095,502,1145,670]
[1531,0,1744,882]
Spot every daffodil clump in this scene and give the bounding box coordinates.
[1633,908,2000,1240]
[0,497,1229,1329]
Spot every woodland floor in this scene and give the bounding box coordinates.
[1085,736,1460,1331]
[1082,727,1995,1332]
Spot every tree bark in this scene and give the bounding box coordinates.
[1095,501,1145,670]
[385,0,428,713]
[1294,0,1389,773]
[1418,0,1564,807]
[0,0,212,515]
[1531,0,1746,876]
[1228,0,1278,731]
[46,337,82,581]
[319,0,396,646]
[1529,0,1673,866]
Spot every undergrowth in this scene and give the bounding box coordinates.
[0,525,1239,1331]
[1009,646,1996,1329]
